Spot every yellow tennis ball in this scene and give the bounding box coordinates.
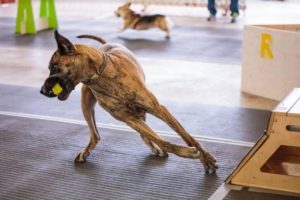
[52,83,63,95]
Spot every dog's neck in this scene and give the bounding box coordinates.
[97,51,108,75]
[124,9,140,19]
[74,45,109,85]
[87,49,109,85]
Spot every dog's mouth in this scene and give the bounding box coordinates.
[40,74,75,101]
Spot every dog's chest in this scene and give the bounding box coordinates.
[88,77,138,103]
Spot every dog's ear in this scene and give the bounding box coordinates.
[126,2,131,7]
[54,30,76,55]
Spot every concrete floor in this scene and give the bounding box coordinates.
[3,0,299,110]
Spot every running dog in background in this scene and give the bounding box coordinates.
[115,2,172,39]
[40,31,218,174]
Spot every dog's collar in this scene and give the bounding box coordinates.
[97,51,108,75]
[82,51,108,86]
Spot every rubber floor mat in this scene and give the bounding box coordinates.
[0,115,250,200]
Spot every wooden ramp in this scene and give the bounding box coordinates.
[226,88,300,194]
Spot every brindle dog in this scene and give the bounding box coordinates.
[40,31,218,173]
[115,2,172,39]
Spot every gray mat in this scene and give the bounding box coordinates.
[0,115,249,200]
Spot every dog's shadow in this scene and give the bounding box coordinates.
[132,154,168,177]
[140,154,169,168]
[117,36,171,52]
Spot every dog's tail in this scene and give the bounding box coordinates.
[77,35,107,44]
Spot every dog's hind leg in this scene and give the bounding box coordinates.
[75,85,100,163]
[124,117,200,159]
[158,25,170,39]
[164,29,171,39]
[158,17,172,39]
[147,102,218,173]
[139,113,168,157]
[140,134,169,157]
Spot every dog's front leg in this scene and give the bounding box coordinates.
[151,104,218,173]
[118,23,129,32]
[118,20,133,32]
[75,85,100,163]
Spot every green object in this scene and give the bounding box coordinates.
[40,0,58,29]
[15,0,36,34]
[15,0,58,34]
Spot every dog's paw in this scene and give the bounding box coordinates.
[153,148,169,158]
[188,147,201,158]
[74,150,90,163]
[175,146,200,158]
[151,142,169,158]
[201,152,218,174]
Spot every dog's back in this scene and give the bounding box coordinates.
[102,43,145,82]
[134,14,164,29]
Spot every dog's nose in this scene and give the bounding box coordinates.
[40,90,46,96]
[40,85,57,98]
[40,86,47,95]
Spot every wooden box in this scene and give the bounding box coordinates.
[241,24,300,101]
[226,88,300,194]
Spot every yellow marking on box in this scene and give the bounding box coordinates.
[260,33,274,59]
